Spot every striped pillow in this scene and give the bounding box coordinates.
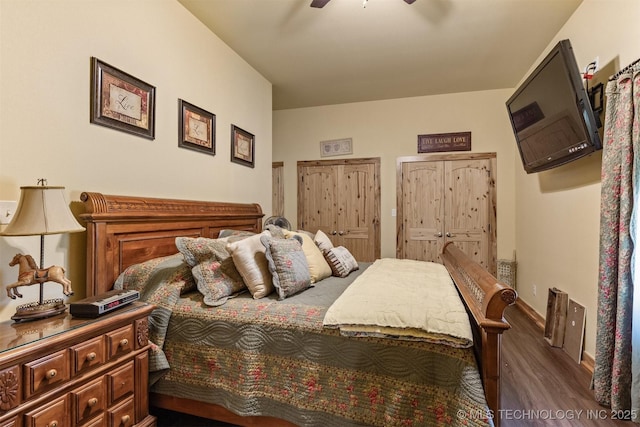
[324,246,359,278]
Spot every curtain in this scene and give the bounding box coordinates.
[593,62,640,415]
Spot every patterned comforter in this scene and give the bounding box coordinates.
[115,254,493,427]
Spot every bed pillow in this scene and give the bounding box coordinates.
[314,229,334,252]
[175,237,246,306]
[218,229,256,240]
[226,231,274,298]
[283,230,332,283]
[264,224,286,239]
[261,235,311,300]
[324,246,359,278]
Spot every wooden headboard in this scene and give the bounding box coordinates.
[79,192,264,297]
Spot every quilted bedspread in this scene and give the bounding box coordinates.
[115,255,493,427]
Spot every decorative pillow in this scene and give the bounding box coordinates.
[175,237,246,306]
[176,237,230,267]
[284,230,332,283]
[314,229,334,252]
[261,235,311,300]
[218,229,256,239]
[226,231,274,298]
[265,224,286,239]
[324,246,359,278]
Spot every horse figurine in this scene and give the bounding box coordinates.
[6,253,74,299]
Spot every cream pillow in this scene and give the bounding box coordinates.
[226,231,274,298]
[284,230,332,283]
[314,229,334,252]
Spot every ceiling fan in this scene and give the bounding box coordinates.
[311,0,416,7]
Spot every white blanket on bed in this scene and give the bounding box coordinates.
[323,258,473,348]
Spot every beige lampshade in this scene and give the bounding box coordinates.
[1,186,85,236]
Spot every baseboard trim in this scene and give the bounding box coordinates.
[513,298,594,375]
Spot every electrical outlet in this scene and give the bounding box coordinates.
[0,200,17,225]
[532,284,537,297]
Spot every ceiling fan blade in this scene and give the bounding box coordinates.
[403,0,417,3]
[310,0,331,7]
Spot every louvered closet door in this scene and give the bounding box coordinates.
[397,153,496,274]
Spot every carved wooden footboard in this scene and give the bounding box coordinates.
[442,242,517,426]
[80,192,516,427]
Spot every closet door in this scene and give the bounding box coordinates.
[397,153,496,274]
[298,158,380,262]
[298,164,339,237]
[444,158,494,272]
[272,162,284,217]
[338,162,380,262]
[400,161,444,263]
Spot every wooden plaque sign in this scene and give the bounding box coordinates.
[418,132,471,153]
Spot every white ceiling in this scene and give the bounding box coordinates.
[178,0,582,110]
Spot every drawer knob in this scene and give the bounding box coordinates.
[87,352,97,361]
[121,414,131,424]
[88,397,98,407]
[50,421,58,427]
[119,338,129,348]
[46,369,57,379]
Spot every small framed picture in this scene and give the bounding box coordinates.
[320,138,353,157]
[230,125,255,168]
[90,57,156,139]
[178,100,215,156]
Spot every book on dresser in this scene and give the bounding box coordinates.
[0,301,155,427]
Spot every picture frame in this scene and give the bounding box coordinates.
[320,138,353,157]
[417,131,471,153]
[230,125,255,168]
[90,57,156,139]
[178,99,215,156]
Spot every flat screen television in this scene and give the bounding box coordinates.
[506,39,602,174]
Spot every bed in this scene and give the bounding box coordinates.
[80,192,517,427]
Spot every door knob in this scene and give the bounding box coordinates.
[331,230,338,235]
[434,232,443,237]
[446,232,455,237]
[338,231,344,235]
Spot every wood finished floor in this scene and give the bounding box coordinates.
[152,305,628,426]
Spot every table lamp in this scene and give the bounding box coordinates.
[1,179,85,322]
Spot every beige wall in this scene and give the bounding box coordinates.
[274,0,640,361]
[273,89,518,261]
[0,0,272,320]
[515,0,640,358]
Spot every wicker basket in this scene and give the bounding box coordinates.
[497,257,517,290]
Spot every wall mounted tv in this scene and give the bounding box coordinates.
[506,39,602,174]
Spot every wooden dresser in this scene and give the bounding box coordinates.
[0,302,155,427]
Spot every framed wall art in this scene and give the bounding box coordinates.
[230,125,255,168]
[178,99,215,156]
[90,57,156,139]
[417,131,471,153]
[320,138,352,157]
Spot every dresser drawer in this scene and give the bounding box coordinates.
[24,350,69,398]
[108,397,134,427]
[80,414,106,427]
[72,336,105,375]
[0,365,21,411]
[72,376,106,425]
[24,394,69,427]
[106,361,134,405]
[106,326,133,360]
